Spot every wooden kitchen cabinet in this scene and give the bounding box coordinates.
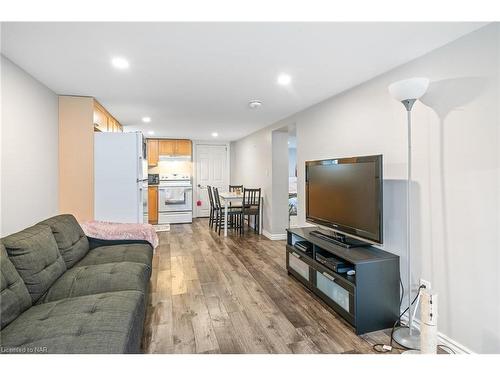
[108,117,116,132]
[147,139,159,166]
[175,139,192,156]
[159,139,176,156]
[148,186,158,224]
[111,118,123,132]
[108,116,123,132]
[93,105,108,132]
[93,101,123,133]
[150,138,192,158]
[158,139,192,157]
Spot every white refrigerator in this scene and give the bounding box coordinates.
[94,132,148,223]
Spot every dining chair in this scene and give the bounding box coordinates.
[213,187,244,235]
[243,188,261,233]
[229,185,244,194]
[228,185,244,223]
[207,185,217,229]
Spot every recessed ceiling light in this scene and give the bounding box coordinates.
[277,73,292,86]
[142,117,151,123]
[211,132,218,137]
[248,100,262,109]
[147,130,155,136]
[111,57,130,70]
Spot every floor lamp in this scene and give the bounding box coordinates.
[388,77,429,350]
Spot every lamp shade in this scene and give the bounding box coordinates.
[388,77,429,101]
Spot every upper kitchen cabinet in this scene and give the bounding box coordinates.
[93,101,123,133]
[148,139,159,166]
[93,104,108,132]
[148,139,192,163]
[156,139,192,157]
[159,139,176,156]
[108,117,122,132]
[175,139,192,156]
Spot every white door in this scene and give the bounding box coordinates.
[195,144,228,217]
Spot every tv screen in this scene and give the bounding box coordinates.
[305,155,383,244]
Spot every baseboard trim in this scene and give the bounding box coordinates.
[400,313,474,354]
[262,230,287,241]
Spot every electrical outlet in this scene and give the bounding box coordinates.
[420,278,431,290]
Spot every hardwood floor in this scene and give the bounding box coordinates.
[141,219,397,354]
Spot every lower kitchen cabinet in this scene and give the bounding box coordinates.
[148,186,158,224]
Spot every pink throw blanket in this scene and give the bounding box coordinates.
[81,220,159,249]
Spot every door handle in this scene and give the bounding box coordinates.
[291,252,301,259]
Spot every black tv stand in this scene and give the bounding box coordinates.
[286,227,400,334]
[310,230,370,248]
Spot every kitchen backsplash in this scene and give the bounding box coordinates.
[149,160,192,176]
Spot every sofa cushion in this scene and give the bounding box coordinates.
[40,262,149,303]
[2,224,67,303]
[76,243,153,273]
[0,291,145,353]
[0,243,32,329]
[39,215,89,268]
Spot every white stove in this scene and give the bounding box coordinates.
[159,173,190,182]
[158,174,193,224]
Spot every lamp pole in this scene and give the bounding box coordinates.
[392,97,421,349]
[404,99,416,335]
[388,78,429,350]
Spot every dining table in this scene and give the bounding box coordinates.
[218,191,263,237]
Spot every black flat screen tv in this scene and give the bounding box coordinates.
[305,155,383,244]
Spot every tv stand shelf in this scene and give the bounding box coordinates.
[286,227,400,335]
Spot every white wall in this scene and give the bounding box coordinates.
[230,24,500,353]
[1,56,59,236]
[288,147,297,177]
[271,130,289,235]
[231,129,273,230]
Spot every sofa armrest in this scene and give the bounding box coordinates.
[87,236,153,250]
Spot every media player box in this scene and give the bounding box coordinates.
[294,241,313,256]
[315,253,352,273]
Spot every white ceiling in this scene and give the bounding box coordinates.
[1,22,487,141]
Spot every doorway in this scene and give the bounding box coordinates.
[194,143,230,218]
[288,130,298,228]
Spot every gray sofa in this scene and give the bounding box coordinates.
[0,214,153,354]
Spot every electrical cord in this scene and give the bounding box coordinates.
[372,284,425,353]
[399,278,404,311]
[372,284,457,354]
[372,278,407,353]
